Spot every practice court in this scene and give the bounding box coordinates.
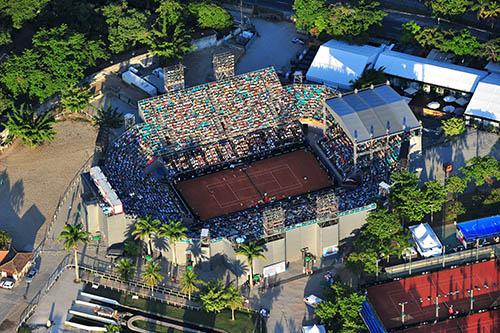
[175,149,333,220]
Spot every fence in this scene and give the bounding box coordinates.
[384,243,499,278]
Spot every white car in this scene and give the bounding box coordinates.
[0,279,15,289]
[304,294,322,308]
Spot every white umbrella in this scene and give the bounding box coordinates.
[443,95,456,103]
[443,105,455,113]
[455,97,468,106]
[427,101,440,109]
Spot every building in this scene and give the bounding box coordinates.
[464,73,500,128]
[375,50,488,95]
[306,39,386,90]
[0,250,33,281]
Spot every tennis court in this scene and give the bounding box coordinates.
[367,260,500,329]
[175,149,333,220]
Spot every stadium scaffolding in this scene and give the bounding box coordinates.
[213,52,235,81]
[163,63,185,93]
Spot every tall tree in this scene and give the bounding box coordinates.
[423,180,447,223]
[445,175,467,199]
[0,88,13,116]
[188,2,233,30]
[442,117,466,137]
[92,105,124,129]
[180,269,202,301]
[101,2,150,54]
[132,216,160,256]
[158,220,187,269]
[58,223,90,282]
[350,67,386,89]
[427,0,473,18]
[5,104,56,147]
[142,261,163,293]
[60,85,92,114]
[479,37,500,62]
[235,241,266,289]
[0,230,11,250]
[441,30,480,57]
[460,156,500,186]
[124,239,141,258]
[224,285,244,321]
[390,171,427,223]
[292,0,327,33]
[0,0,50,29]
[200,280,227,313]
[116,258,136,282]
[445,200,466,222]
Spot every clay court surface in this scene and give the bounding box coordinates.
[175,149,332,220]
[403,310,500,333]
[367,260,500,330]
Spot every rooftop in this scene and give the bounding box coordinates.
[465,73,500,122]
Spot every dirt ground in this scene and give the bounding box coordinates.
[0,120,97,251]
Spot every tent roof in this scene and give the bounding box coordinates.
[465,73,500,122]
[457,215,500,241]
[409,223,442,251]
[375,51,488,93]
[302,324,326,333]
[325,85,420,143]
[306,39,385,88]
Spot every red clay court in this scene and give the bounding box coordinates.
[367,260,500,330]
[403,310,500,333]
[175,149,333,220]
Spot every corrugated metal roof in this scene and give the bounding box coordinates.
[457,215,500,241]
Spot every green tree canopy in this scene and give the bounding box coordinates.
[423,180,447,222]
[180,269,202,301]
[292,0,328,33]
[235,240,266,289]
[315,281,366,332]
[5,104,56,147]
[142,261,163,290]
[442,117,466,137]
[102,1,150,54]
[0,230,12,250]
[390,171,427,223]
[60,85,92,113]
[58,223,90,281]
[188,2,233,30]
[479,37,500,62]
[158,219,187,268]
[472,0,500,20]
[0,0,49,29]
[445,200,466,222]
[350,66,387,89]
[92,105,124,129]
[0,88,13,116]
[200,280,227,313]
[224,285,244,321]
[427,0,473,17]
[132,215,160,256]
[116,258,136,282]
[460,156,500,186]
[445,175,467,197]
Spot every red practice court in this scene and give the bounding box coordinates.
[403,310,500,333]
[367,260,500,330]
[175,149,333,220]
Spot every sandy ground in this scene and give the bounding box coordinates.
[0,120,97,251]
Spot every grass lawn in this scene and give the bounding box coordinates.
[133,320,184,333]
[84,285,260,333]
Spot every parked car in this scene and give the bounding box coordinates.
[26,267,38,283]
[304,294,322,308]
[0,278,15,289]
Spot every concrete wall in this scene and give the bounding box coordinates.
[192,34,217,51]
[285,223,318,261]
[338,208,371,240]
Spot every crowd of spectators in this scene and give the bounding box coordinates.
[319,122,355,178]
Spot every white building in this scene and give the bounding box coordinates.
[306,39,386,90]
[465,73,500,127]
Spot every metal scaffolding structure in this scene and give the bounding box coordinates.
[263,206,285,236]
[213,52,235,80]
[293,71,303,84]
[164,64,185,93]
[315,192,338,222]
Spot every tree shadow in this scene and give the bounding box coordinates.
[226,258,249,287]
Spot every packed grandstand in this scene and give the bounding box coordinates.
[101,67,419,240]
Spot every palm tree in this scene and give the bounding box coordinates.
[158,220,187,269]
[116,258,135,282]
[58,223,90,282]
[224,285,244,321]
[124,239,141,257]
[350,66,387,90]
[142,261,163,294]
[235,241,266,289]
[92,104,124,129]
[132,216,160,256]
[180,269,202,301]
[104,324,121,332]
[5,104,56,148]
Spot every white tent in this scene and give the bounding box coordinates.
[306,39,386,89]
[122,70,157,96]
[302,324,326,333]
[465,73,500,123]
[375,50,488,93]
[409,223,442,257]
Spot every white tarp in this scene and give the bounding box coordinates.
[306,39,386,89]
[409,223,442,257]
[302,324,326,333]
[122,70,157,96]
[262,261,286,277]
[465,73,500,122]
[375,50,488,93]
[90,166,123,215]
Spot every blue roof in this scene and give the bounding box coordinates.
[457,215,500,241]
[360,300,387,333]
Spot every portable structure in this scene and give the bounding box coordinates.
[122,70,157,96]
[456,215,500,248]
[409,223,443,257]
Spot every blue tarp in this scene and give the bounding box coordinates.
[360,300,387,333]
[457,215,500,241]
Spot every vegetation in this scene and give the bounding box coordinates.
[428,0,473,18]
[200,280,228,313]
[390,171,427,223]
[460,156,500,186]
[60,85,92,114]
[446,175,467,199]
[179,269,202,301]
[5,104,56,147]
[104,324,121,333]
[235,240,266,289]
[0,0,49,29]
[350,67,387,89]
[116,258,136,283]
[58,223,90,282]
[0,230,12,250]
[124,239,142,257]
[188,2,233,30]
[158,220,187,269]
[224,285,244,321]
[142,261,163,291]
[92,105,124,129]
[132,215,160,256]
[442,118,466,137]
[292,0,327,33]
[315,281,366,332]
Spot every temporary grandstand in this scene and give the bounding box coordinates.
[83,66,416,277]
[363,259,500,332]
